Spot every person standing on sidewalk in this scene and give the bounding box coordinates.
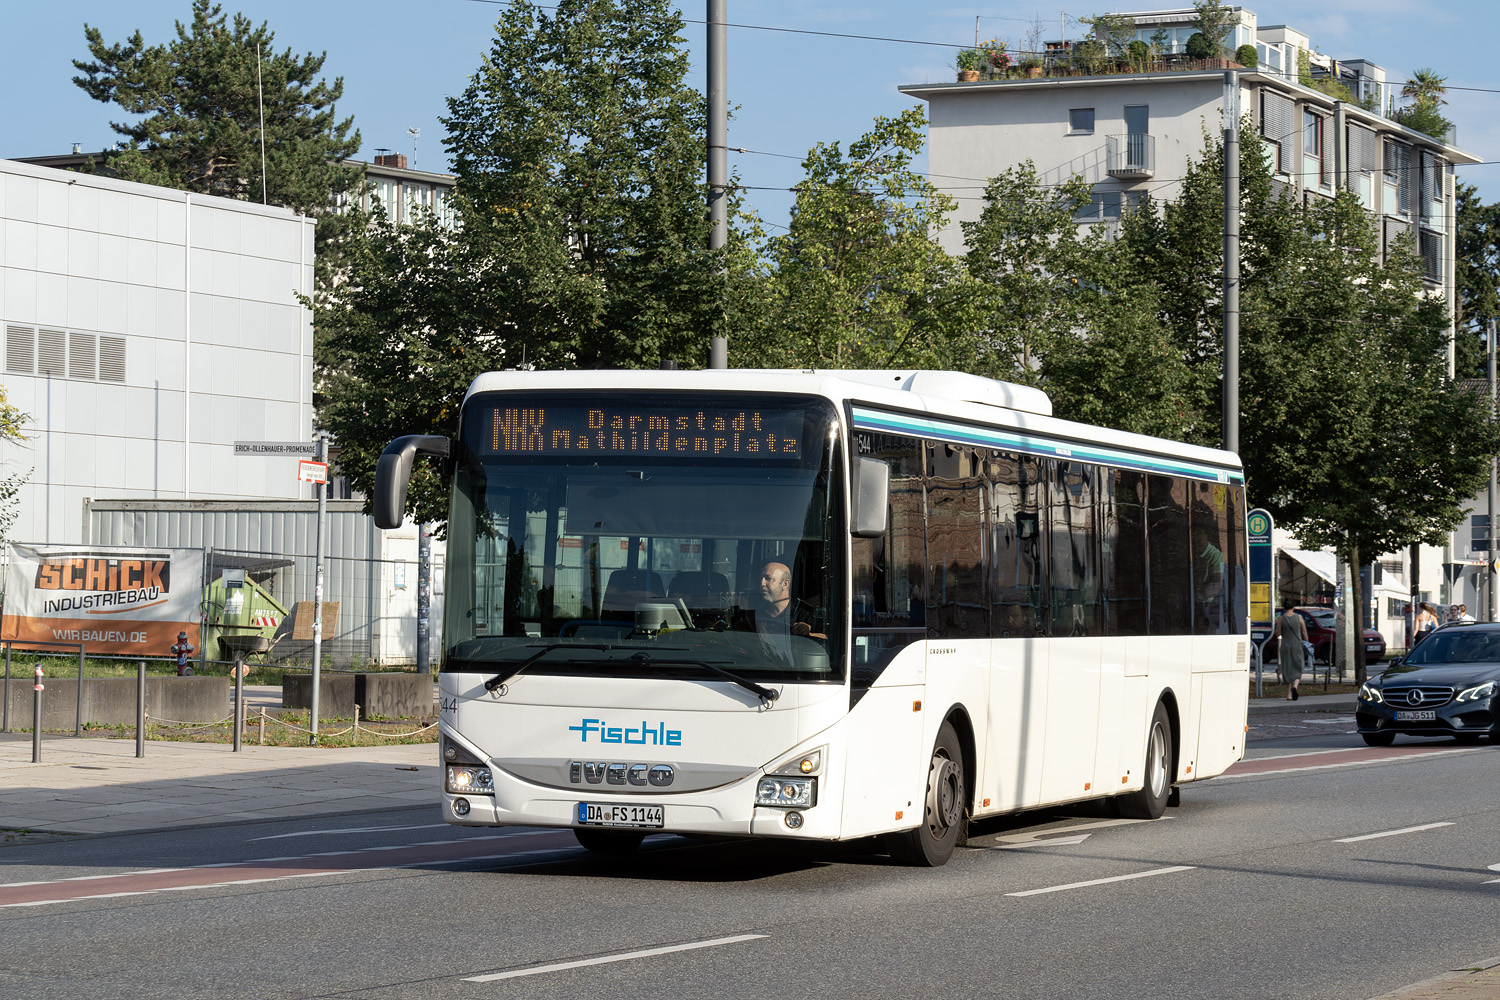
[1413,602,1439,645]
[1272,608,1308,700]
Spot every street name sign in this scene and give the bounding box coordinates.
[234,441,317,456]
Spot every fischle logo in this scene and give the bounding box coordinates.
[568,717,683,747]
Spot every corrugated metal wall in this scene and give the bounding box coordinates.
[84,500,386,666]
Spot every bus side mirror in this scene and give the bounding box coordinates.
[852,457,889,538]
[374,435,452,529]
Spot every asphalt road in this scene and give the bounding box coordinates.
[1,710,1496,1000]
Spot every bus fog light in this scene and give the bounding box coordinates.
[756,776,816,808]
[784,811,803,829]
[447,765,494,795]
[453,797,471,817]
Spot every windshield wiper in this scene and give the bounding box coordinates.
[625,651,779,707]
[483,643,618,692]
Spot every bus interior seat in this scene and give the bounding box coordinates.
[601,568,666,614]
[667,570,731,608]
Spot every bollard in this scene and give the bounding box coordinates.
[259,707,266,746]
[32,666,44,763]
[352,704,360,746]
[136,660,146,758]
[233,656,245,752]
[75,646,85,738]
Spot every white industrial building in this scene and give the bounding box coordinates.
[0,156,316,543]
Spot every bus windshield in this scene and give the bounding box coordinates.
[443,393,844,683]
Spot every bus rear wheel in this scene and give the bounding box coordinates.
[1119,702,1173,820]
[573,829,646,855]
[885,720,966,867]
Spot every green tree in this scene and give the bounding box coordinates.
[440,0,722,372]
[1080,13,1137,59]
[72,1,361,218]
[742,109,979,371]
[1391,67,1452,138]
[1456,182,1500,377]
[314,0,733,523]
[1239,191,1498,681]
[1191,0,1236,57]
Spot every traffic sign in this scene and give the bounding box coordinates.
[1248,507,1275,627]
[234,441,318,457]
[298,460,329,484]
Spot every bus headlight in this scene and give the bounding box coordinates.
[757,776,816,808]
[446,765,495,795]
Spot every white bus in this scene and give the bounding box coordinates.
[374,368,1250,866]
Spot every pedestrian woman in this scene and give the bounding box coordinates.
[1272,607,1308,700]
[1414,602,1439,645]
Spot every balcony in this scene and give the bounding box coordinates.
[1107,134,1155,179]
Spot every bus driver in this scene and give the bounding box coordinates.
[740,561,826,639]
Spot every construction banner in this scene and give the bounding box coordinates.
[1,543,202,655]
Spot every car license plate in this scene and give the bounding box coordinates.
[1365,644,1381,652]
[1395,710,1436,721]
[577,803,664,828]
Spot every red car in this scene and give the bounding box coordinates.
[1261,606,1386,666]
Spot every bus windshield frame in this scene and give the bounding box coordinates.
[442,391,846,685]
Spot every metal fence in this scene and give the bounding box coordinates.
[202,547,445,668]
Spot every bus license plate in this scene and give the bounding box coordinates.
[577,803,664,828]
[1395,710,1435,721]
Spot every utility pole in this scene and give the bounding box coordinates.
[1490,317,1497,621]
[310,434,327,746]
[707,0,729,369]
[1222,69,1240,454]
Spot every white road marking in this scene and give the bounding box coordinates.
[1217,745,1497,780]
[464,934,767,982]
[1334,822,1454,843]
[1006,865,1195,897]
[1485,862,1500,885]
[993,834,1091,850]
[987,816,1170,848]
[251,823,454,841]
[1302,717,1356,724]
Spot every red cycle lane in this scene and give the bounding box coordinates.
[0,829,582,909]
[1225,742,1497,778]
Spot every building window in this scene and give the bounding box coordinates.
[1303,109,1330,189]
[1384,138,1412,216]
[1261,92,1293,174]
[1069,108,1095,134]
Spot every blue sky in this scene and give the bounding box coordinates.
[4,0,1497,233]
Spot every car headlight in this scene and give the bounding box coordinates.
[1358,683,1384,704]
[1456,681,1497,703]
[446,765,495,795]
[757,776,816,808]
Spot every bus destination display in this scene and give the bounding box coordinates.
[477,404,804,459]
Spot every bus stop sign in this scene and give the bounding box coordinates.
[1248,507,1274,628]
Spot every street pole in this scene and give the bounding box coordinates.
[707,0,729,370]
[1489,317,1497,621]
[310,435,327,746]
[1222,69,1240,455]
[417,523,432,674]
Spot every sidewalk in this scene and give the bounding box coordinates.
[1371,957,1500,1000]
[0,731,437,838]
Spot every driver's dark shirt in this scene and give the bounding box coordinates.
[734,598,824,637]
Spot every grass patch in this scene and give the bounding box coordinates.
[23,710,437,748]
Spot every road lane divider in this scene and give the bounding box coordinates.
[1221,744,1496,779]
[1334,822,1454,843]
[0,831,584,909]
[464,934,768,983]
[1006,865,1195,897]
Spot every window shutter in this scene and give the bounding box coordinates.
[37,329,66,377]
[69,331,97,381]
[1421,151,1445,221]
[1420,229,1442,282]
[5,325,33,374]
[1261,92,1292,140]
[99,336,126,382]
[1347,123,1376,174]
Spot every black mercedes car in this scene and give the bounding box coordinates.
[1356,622,1500,746]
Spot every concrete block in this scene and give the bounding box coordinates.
[355,673,431,720]
[1,676,229,729]
[281,673,356,718]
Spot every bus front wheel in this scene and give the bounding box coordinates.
[573,829,646,855]
[1119,702,1173,820]
[885,720,966,867]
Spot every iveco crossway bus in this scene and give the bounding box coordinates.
[373,369,1250,866]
